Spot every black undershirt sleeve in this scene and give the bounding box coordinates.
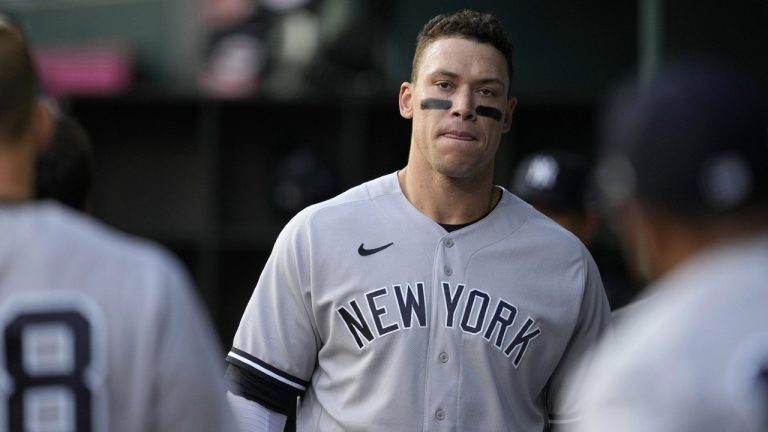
[225,362,304,416]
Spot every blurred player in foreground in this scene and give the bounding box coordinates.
[226,9,610,431]
[568,58,768,431]
[0,14,237,432]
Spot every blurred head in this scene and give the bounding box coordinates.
[512,150,599,245]
[399,10,517,181]
[597,57,768,281]
[0,13,41,145]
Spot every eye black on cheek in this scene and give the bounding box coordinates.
[475,105,503,121]
[420,98,452,110]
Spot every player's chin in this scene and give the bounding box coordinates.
[433,159,487,180]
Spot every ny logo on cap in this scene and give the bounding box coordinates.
[525,155,560,191]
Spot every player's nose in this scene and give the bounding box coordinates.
[451,90,476,121]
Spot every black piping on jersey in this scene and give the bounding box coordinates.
[226,348,309,415]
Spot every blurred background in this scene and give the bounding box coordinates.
[8,0,767,345]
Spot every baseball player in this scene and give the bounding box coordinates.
[568,58,768,431]
[226,9,611,431]
[511,150,599,248]
[0,16,237,432]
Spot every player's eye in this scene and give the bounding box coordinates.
[477,88,496,97]
[436,81,453,91]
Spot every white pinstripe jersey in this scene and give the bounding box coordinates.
[229,172,611,431]
[0,201,237,432]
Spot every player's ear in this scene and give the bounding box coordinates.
[501,96,517,133]
[32,100,54,155]
[399,82,414,119]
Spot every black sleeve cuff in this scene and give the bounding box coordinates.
[225,349,309,416]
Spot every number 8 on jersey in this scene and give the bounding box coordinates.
[0,296,106,432]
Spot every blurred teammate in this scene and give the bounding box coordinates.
[0,14,237,432]
[511,150,599,247]
[569,58,768,431]
[226,9,610,431]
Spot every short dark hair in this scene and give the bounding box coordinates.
[0,13,39,142]
[412,9,514,91]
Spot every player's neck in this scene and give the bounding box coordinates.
[0,145,35,201]
[398,166,499,225]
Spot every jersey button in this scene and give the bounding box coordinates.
[444,266,453,276]
[444,238,454,248]
[439,352,449,363]
[435,408,446,421]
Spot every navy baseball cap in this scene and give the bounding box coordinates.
[511,150,592,211]
[598,57,768,216]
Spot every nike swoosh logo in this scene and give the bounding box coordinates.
[358,242,394,256]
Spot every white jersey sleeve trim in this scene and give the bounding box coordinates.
[227,351,307,391]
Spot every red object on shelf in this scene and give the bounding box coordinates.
[33,44,135,97]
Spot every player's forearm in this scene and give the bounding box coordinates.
[227,391,288,432]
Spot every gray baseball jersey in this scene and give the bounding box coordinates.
[570,234,768,432]
[227,172,611,431]
[0,201,237,432]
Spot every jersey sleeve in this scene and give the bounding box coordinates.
[226,212,318,413]
[546,247,612,428]
[149,254,239,432]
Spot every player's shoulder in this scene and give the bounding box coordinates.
[283,172,399,229]
[590,240,768,429]
[500,188,589,254]
[31,201,183,273]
